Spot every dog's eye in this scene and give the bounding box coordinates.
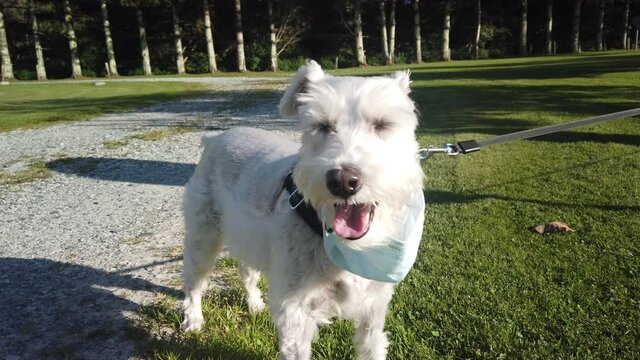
[373,120,392,133]
[315,122,336,134]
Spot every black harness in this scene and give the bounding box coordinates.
[283,173,324,237]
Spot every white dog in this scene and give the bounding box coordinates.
[182,60,424,360]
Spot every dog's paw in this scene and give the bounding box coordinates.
[182,313,204,332]
[247,297,266,314]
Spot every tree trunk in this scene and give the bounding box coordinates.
[413,0,422,64]
[100,0,118,76]
[519,0,528,56]
[473,0,481,60]
[622,0,629,49]
[380,0,389,64]
[545,0,553,55]
[596,1,605,51]
[441,0,452,61]
[171,2,186,74]
[203,0,217,73]
[354,0,366,66]
[570,0,583,53]
[387,0,396,65]
[62,0,82,78]
[234,0,246,71]
[29,0,47,80]
[136,8,152,76]
[267,0,277,71]
[0,6,14,81]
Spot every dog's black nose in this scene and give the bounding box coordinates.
[326,166,362,198]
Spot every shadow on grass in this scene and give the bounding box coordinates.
[411,53,640,81]
[529,131,640,146]
[415,84,639,136]
[0,258,179,358]
[425,189,640,212]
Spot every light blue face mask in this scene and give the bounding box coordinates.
[323,190,425,283]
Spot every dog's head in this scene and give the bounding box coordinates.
[281,61,424,245]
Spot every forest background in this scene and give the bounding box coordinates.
[0,0,638,80]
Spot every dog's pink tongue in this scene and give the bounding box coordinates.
[332,204,371,239]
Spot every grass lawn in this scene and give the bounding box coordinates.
[137,51,637,358]
[0,81,208,132]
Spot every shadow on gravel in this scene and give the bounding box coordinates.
[47,157,196,186]
[0,257,180,358]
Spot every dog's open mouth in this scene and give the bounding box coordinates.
[331,203,374,240]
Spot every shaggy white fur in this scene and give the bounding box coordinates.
[182,60,424,360]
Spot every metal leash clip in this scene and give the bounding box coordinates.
[417,144,460,160]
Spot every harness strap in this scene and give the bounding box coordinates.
[283,173,324,237]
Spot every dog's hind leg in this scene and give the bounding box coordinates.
[182,178,223,332]
[239,263,266,314]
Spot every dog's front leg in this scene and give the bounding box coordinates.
[354,284,394,360]
[272,301,318,360]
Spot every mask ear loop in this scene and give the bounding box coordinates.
[320,205,333,234]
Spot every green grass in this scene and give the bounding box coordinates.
[133,51,639,359]
[0,158,52,185]
[102,139,130,149]
[0,82,207,132]
[127,126,196,142]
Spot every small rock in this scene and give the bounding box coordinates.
[94,81,107,86]
[0,81,10,86]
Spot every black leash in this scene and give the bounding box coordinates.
[419,108,640,159]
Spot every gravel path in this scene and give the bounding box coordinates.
[0,77,296,359]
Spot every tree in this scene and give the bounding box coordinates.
[595,0,607,51]
[29,0,47,80]
[472,0,481,60]
[622,0,630,49]
[441,0,452,61]
[268,2,307,72]
[100,0,118,76]
[545,0,553,55]
[234,0,246,71]
[135,7,152,75]
[203,0,217,73]
[570,0,584,53]
[62,0,83,78]
[388,0,396,65]
[519,0,528,56]
[170,1,186,74]
[379,0,389,64]
[378,0,396,65]
[0,4,15,80]
[413,0,422,63]
[354,0,366,66]
[267,0,277,71]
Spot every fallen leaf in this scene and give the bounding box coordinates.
[531,221,575,234]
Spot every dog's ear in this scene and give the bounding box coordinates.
[390,70,411,95]
[279,60,324,117]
